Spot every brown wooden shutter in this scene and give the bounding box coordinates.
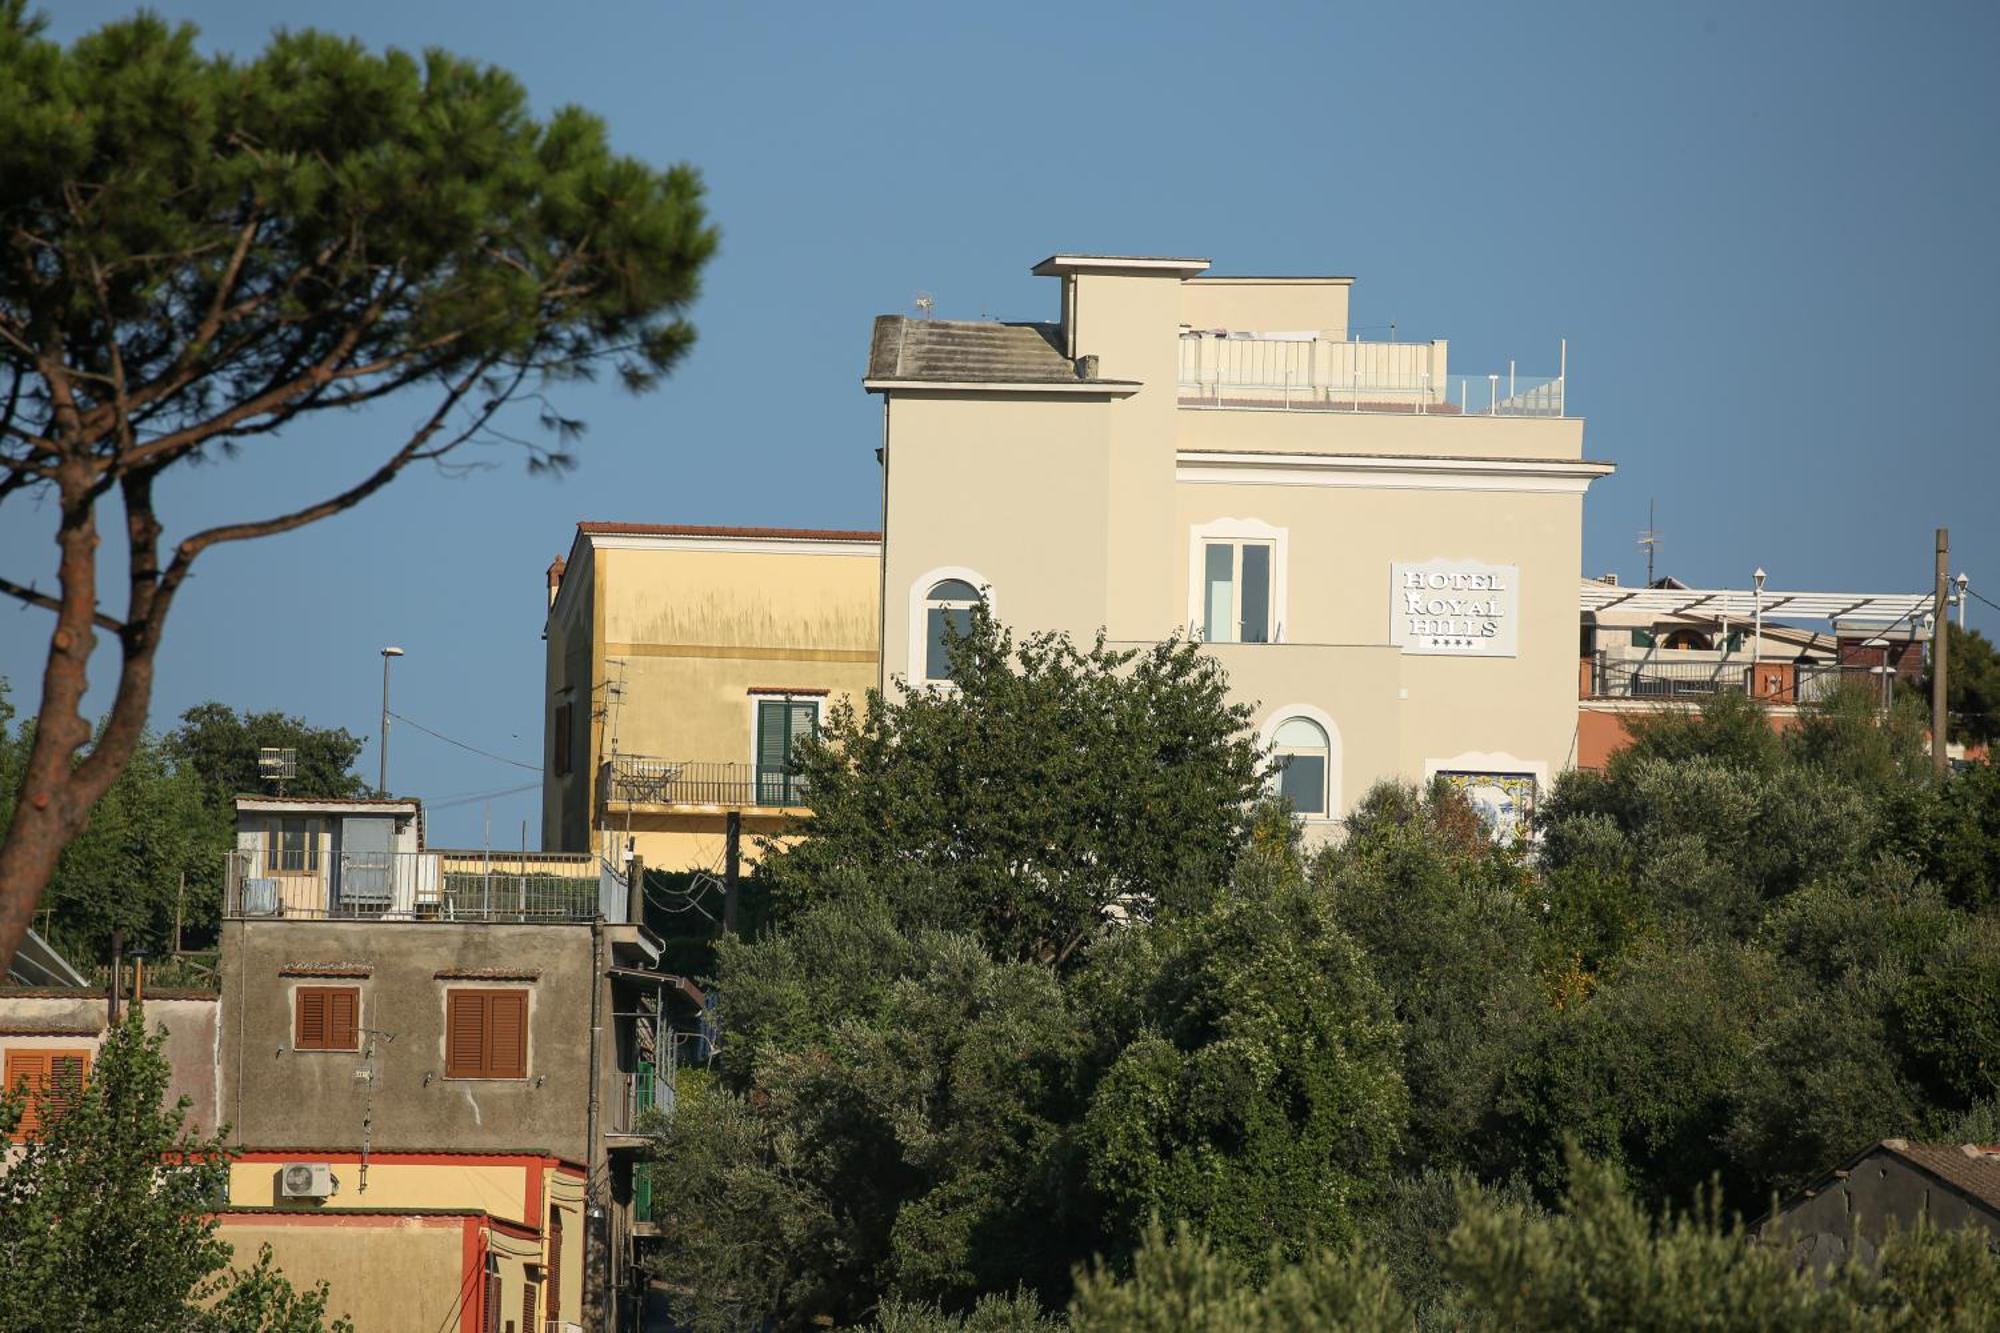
[296,987,359,1051]
[327,989,359,1051]
[483,1260,501,1333]
[296,989,327,1049]
[488,991,528,1078]
[546,1208,563,1323]
[522,1281,537,1333]
[447,991,487,1078]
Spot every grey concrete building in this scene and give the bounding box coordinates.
[1763,1138,2000,1271]
[218,796,677,1332]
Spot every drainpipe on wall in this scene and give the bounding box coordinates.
[584,916,607,1330]
[107,929,123,1026]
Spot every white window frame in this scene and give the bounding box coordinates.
[1257,705,1340,822]
[1187,518,1288,644]
[907,566,994,685]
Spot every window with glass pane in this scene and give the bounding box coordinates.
[267,817,321,873]
[755,699,818,805]
[924,579,982,681]
[1202,542,1274,643]
[1272,716,1329,816]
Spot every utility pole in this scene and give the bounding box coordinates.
[377,645,404,794]
[1933,528,1950,777]
[722,811,741,934]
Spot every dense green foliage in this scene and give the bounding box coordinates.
[765,607,1265,968]
[633,640,2000,1330]
[1922,623,2000,745]
[0,685,368,965]
[0,1014,350,1331]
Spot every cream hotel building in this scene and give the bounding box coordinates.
[546,252,1611,864]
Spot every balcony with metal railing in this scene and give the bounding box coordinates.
[224,847,621,922]
[601,756,809,812]
[1583,654,1886,705]
[1176,331,1566,416]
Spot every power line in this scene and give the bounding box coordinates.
[388,710,539,772]
[425,780,540,812]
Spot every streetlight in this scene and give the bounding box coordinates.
[1956,573,1970,631]
[1751,568,1766,691]
[379,647,404,795]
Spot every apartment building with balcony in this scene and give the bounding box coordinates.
[541,521,881,872]
[218,795,677,1331]
[866,254,1612,834]
[1574,576,1940,768]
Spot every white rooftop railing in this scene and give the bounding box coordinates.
[1176,332,1567,417]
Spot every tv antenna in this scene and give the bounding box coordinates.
[1638,499,1663,587]
[913,291,934,319]
[257,747,297,794]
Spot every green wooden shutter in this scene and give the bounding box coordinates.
[756,700,788,804]
[785,702,817,803]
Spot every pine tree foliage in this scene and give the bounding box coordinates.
[0,1,717,969]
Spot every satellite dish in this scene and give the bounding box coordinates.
[913,291,934,319]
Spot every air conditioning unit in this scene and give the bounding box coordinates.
[241,879,282,915]
[278,1162,337,1199]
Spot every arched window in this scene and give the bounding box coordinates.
[1271,716,1330,817]
[923,579,983,682]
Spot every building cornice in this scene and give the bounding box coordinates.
[1176,450,1616,494]
[1030,254,1211,277]
[583,532,880,557]
[862,377,1141,398]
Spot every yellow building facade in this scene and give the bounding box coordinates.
[219,1151,586,1332]
[867,255,1613,833]
[542,522,882,872]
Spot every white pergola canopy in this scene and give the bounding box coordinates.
[1580,584,1934,627]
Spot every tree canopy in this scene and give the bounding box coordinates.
[0,1013,351,1331]
[0,687,372,965]
[762,607,1265,969]
[645,662,2000,1330]
[0,3,717,971]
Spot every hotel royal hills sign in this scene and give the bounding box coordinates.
[1391,559,1519,657]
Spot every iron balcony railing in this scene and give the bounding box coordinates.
[1586,654,1885,703]
[1591,656,1751,699]
[1176,332,1566,417]
[602,756,809,809]
[224,847,623,922]
[616,1061,673,1136]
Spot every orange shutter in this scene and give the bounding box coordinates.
[5,1049,89,1140]
[489,992,528,1078]
[5,1050,50,1139]
[46,1055,85,1121]
[446,991,486,1078]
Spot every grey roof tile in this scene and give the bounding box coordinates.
[866,316,1082,384]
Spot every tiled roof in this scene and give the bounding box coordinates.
[866,316,1087,384]
[577,521,880,542]
[1884,1141,2000,1209]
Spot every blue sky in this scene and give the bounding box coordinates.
[5,1,1997,845]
